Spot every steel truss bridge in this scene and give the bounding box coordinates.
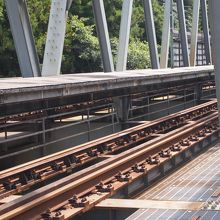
[1,0,220,220]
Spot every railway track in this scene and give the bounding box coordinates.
[0,100,217,200]
[0,100,219,219]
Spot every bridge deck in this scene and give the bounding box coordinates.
[0,66,214,104]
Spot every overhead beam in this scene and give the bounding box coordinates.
[190,0,200,66]
[5,0,40,77]
[116,0,133,72]
[201,0,211,65]
[176,0,189,67]
[42,0,71,76]
[160,0,171,68]
[92,0,114,72]
[143,0,160,69]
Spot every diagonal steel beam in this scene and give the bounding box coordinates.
[42,0,71,76]
[143,0,160,69]
[92,0,114,72]
[116,0,133,72]
[5,0,40,77]
[190,0,200,66]
[160,0,171,68]
[176,0,189,67]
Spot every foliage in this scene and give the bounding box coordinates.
[63,16,101,73]
[151,0,164,44]
[111,37,151,70]
[27,0,51,61]
[127,40,151,69]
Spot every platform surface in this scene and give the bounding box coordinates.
[126,141,220,220]
[0,66,214,104]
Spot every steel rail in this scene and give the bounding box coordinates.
[0,100,217,200]
[0,111,218,220]
[0,99,112,124]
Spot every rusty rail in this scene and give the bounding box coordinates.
[0,100,217,200]
[0,108,218,219]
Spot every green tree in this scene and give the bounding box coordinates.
[111,37,151,70]
[63,16,101,73]
[127,40,151,69]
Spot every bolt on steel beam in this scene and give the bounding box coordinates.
[42,0,71,76]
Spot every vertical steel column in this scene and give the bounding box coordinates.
[5,0,40,77]
[42,0,72,76]
[170,0,174,68]
[116,0,133,72]
[143,0,160,69]
[208,0,220,122]
[201,0,211,65]
[113,97,130,123]
[190,0,200,66]
[92,0,114,72]
[176,0,189,67]
[42,118,46,156]
[160,0,171,69]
